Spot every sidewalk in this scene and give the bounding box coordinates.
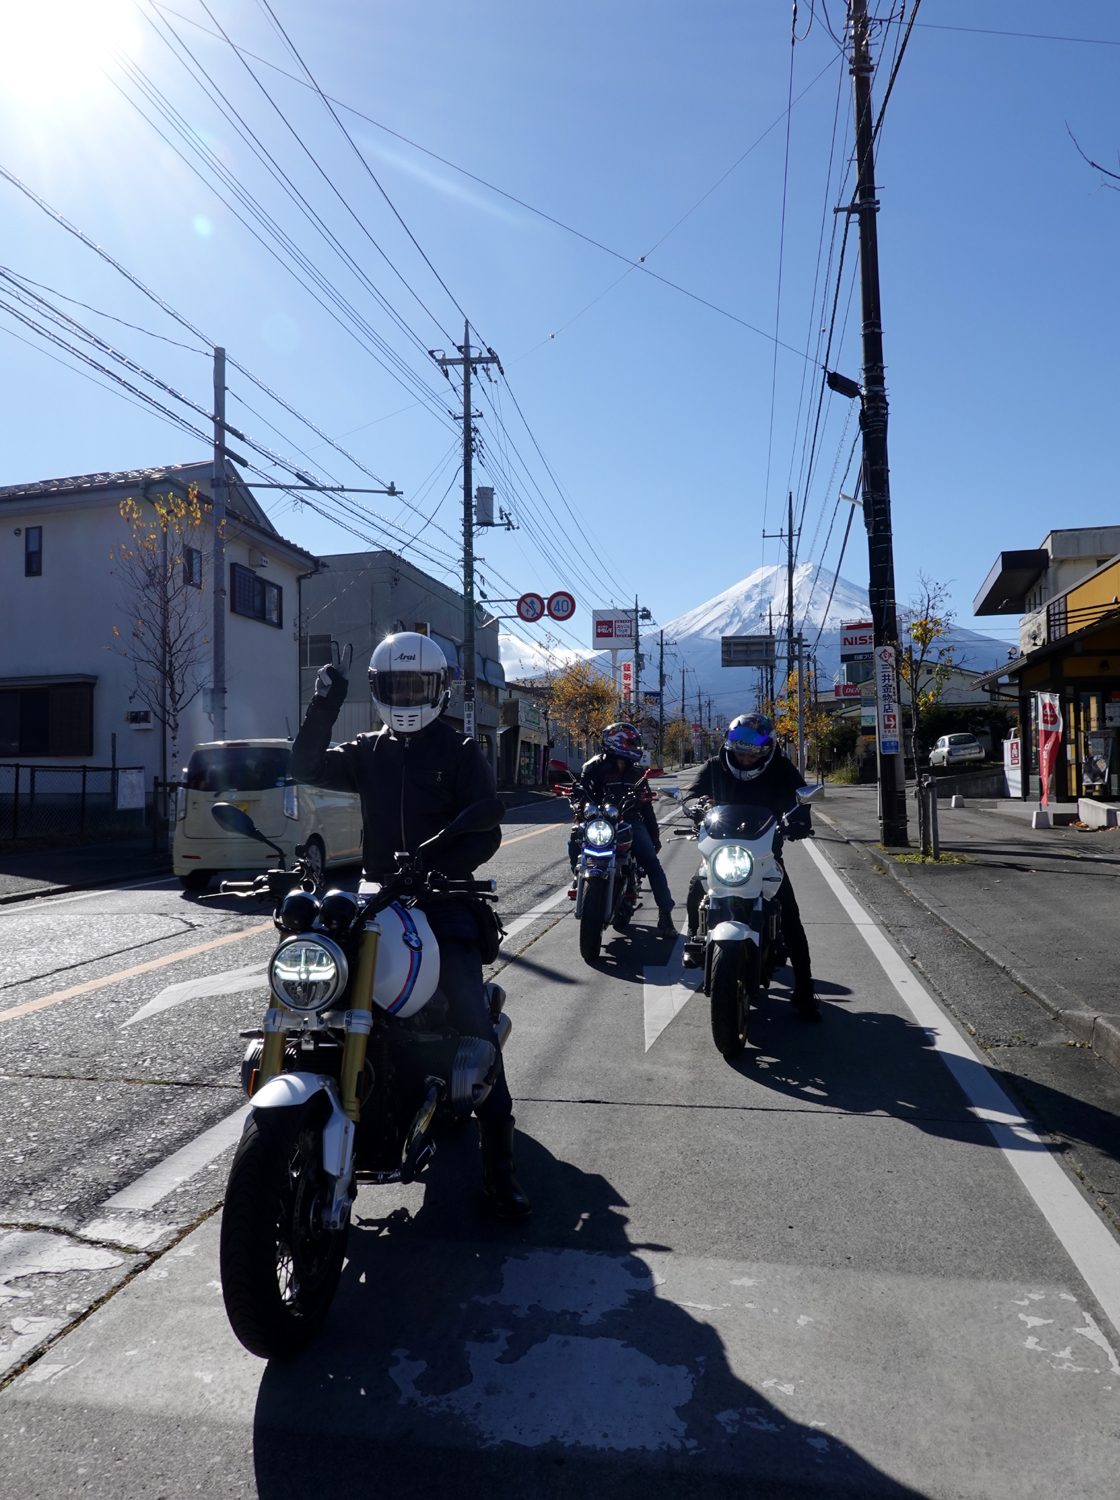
[0,840,171,904]
[817,782,1120,1073]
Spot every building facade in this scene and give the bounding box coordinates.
[0,462,317,804]
[298,551,505,773]
[974,527,1120,802]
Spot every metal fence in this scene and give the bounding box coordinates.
[0,762,149,843]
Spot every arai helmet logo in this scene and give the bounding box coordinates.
[395,651,418,662]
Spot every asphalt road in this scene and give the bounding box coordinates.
[1,780,1119,1498]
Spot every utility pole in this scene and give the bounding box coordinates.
[763,492,799,757]
[657,630,666,768]
[432,322,502,745]
[211,346,227,741]
[849,0,907,844]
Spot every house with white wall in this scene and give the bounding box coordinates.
[0,460,318,806]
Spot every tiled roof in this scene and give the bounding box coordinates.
[0,461,212,501]
[0,461,319,567]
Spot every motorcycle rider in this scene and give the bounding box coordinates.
[568,721,676,937]
[682,712,820,1021]
[290,632,531,1220]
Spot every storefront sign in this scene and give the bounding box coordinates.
[593,609,634,644]
[1082,730,1114,789]
[1003,737,1022,799]
[840,621,874,660]
[875,645,900,756]
[1037,692,1062,807]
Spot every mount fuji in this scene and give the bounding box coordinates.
[500,564,1010,716]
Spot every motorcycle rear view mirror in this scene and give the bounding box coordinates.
[416,796,505,859]
[796,785,824,805]
[211,801,287,860]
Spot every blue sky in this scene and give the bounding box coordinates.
[2,1,1118,672]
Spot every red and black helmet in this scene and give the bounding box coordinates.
[601,722,643,763]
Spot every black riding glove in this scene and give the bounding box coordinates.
[312,643,352,716]
[785,810,813,841]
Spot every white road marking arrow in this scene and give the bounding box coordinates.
[642,925,702,1051]
[121,963,267,1028]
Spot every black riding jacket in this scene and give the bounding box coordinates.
[684,748,810,832]
[576,753,659,841]
[291,698,501,882]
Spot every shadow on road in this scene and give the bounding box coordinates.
[251,1132,927,1499]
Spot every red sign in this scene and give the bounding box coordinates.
[516,592,545,623]
[547,590,576,621]
[1037,692,1063,808]
[833,683,860,698]
[620,661,634,692]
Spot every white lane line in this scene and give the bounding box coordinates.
[0,876,175,914]
[500,882,575,947]
[804,837,1120,1337]
[102,1106,249,1213]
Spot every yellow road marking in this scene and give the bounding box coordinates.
[0,922,273,1025]
[502,824,566,846]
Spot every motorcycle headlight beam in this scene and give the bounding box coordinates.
[269,935,349,1013]
[584,818,615,848]
[710,845,754,886]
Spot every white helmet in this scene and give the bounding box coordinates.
[368,631,451,734]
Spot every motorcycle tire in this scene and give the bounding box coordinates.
[579,879,608,963]
[219,1113,349,1360]
[709,942,755,1059]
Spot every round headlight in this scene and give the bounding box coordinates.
[585,818,615,847]
[269,936,348,1013]
[710,845,754,886]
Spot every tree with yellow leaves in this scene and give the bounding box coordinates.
[899,574,957,759]
[109,485,215,773]
[544,660,618,754]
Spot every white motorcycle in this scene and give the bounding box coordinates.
[682,787,821,1058]
[208,796,509,1359]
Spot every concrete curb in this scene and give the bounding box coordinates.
[814,806,1120,1077]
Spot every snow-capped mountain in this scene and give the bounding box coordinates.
[499,564,1009,716]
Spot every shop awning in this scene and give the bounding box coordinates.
[972,549,1048,616]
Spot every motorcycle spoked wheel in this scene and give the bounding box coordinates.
[578,878,608,962]
[220,1113,349,1360]
[709,942,761,1059]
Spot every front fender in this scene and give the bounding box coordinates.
[250,1072,354,1181]
[709,920,758,945]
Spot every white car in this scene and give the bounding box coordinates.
[172,738,363,892]
[929,733,985,768]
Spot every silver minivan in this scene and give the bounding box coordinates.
[172,738,363,892]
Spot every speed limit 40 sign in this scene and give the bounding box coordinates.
[547,590,576,621]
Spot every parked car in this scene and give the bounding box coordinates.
[929,733,985,768]
[172,738,363,892]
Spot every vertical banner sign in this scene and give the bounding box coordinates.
[464,699,476,740]
[1037,692,1062,808]
[620,660,634,701]
[875,645,900,756]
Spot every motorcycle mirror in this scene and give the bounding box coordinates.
[211,801,288,861]
[211,801,258,838]
[415,796,505,858]
[796,785,824,805]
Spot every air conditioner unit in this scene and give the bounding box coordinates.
[126,709,153,729]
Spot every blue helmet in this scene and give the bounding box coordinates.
[725,713,775,752]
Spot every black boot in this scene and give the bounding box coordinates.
[790,981,822,1023]
[479,1116,532,1220]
